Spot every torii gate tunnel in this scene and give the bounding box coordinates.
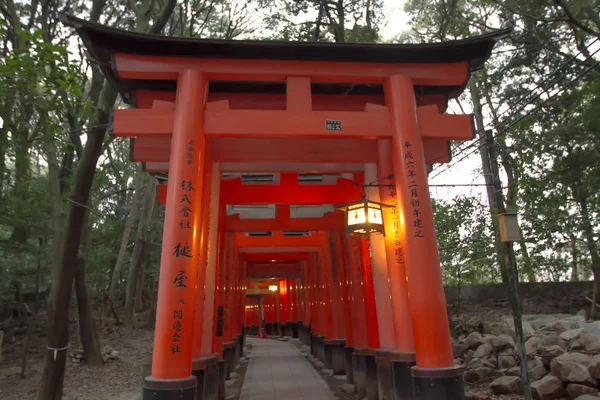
[64,15,507,400]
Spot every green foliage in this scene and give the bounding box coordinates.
[433,195,498,285]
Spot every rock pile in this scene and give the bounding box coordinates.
[456,313,600,398]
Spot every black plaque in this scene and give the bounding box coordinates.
[216,306,224,337]
[326,120,342,131]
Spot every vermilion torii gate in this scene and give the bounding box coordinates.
[63,14,506,400]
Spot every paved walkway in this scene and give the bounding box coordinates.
[240,338,335,400]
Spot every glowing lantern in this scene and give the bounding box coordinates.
[337,195,389,236]
[268,285,278,292]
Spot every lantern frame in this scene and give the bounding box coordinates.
[336,195,392,237]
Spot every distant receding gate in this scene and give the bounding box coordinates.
[64,13,507,400]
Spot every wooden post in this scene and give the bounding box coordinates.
[385,74,461,399]
[144,70,207,400]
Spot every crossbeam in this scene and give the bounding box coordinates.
[113,104,473,141]
[234,231,323,248]
[132,137,449,165]
[115,53,467,86]
[134,90,448,112]
[220,175,362,205]
[242,252,310,262]
[226,205,344,232]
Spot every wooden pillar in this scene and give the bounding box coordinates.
[212,229,227,357]
[364,164,396,350]
[325,231,345,339]
[345,235,368,349]
[337,233,354,348]
[200,165,221,357]
[144,70,207,398]
[359,237,380,349]
[376,142,416,354]
[385,74,461,399]
[190,148,215,400]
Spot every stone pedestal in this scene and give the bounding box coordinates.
[284,321,295,337]
[345,346,354,384]
[204,355,219,400]
[217,360,226,400]
[364,349,378,400]
[412,366,464,400]
[391,352,416,400]
[353,350,367,399]
[324,339,346,375]
[223,342,235,380]
[143,376,196,400]
[192,355,218,400]
[376,351,394,400]
[317,335,326,362]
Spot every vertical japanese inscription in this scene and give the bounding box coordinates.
[387,182,405,265]
[402,141,425,239]
[168,139,196,356]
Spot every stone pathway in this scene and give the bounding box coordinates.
[240,338,335,400]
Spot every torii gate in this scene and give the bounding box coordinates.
[63,14,506,400]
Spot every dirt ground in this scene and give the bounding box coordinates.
[0,319,154,400]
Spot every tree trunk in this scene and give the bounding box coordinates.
[124,176,157,327]
[571,236,579,281]
[38,82,117,400]
[38,4,176,397]
[75,207,104,365]
[579,196,600,319]
[108,168,144,303]
[135,218,159,312]
[75,256,104,366]
[470,81,508,282]
[334,0,345,42]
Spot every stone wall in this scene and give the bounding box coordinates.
[444,281,593,302]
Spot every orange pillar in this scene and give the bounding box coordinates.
[345,235,368,349]
[377,142,415,355]
[364,164,396,350]
[144,70,206,397]
[200,164,221,358]
[385,74,460,398]
[324,232,345,340]
[359,237,380,349]
[337,233,354,349]
[191,147,213,358]
[212,229,227,357]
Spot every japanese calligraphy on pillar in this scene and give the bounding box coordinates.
[187,140,195,166]
[402,141,425,239]
[168,139,197,356]
[387,182,405,265]
[366,241,374,285]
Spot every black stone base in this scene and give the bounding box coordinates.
[143,375,196,400]
[317,335,326,362]
[234,336,241,364]
[204,355,219,400]
[192,355,219,400]
[283,321,295,337]
[344,346,354,384]
[299,324,310,346]
[218,360,226,400]
[237,333,244,359]
[223,342,235,380]
[412,365,465,400]
[392,353,416,400]
[376,351,394,400]
[265,322,280,336]
[352,350,366,399]
[364,350,378,400]
[324,339,346,374]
